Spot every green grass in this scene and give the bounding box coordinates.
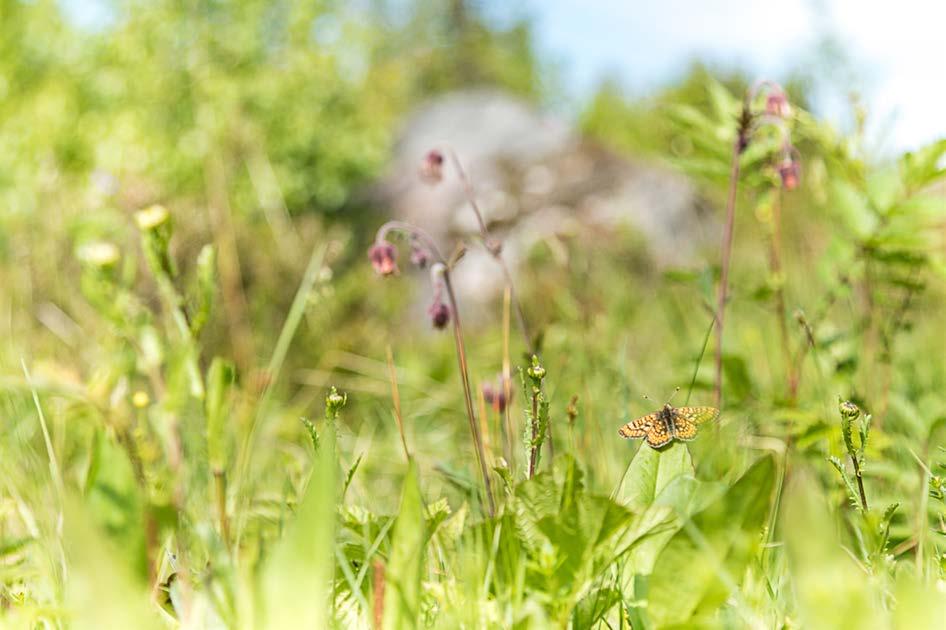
[2,76,946,629]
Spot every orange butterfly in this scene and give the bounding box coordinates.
[618,403,719,448]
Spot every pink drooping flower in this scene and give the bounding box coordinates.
[368,240,398,276]
[482,378,510,413]
[419,149,445,184]
[409,239,431,269]
[428,300,450,329]
[778,157,801,191]
[765,90,792,118]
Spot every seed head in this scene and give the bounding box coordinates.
[368,240,398,276]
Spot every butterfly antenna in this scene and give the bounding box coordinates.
[665,387,682,405]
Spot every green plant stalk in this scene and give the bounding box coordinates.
[214,469,230,547]
[443,273,496,517]
[528,386,540,479]
[850,450,869,512]
[233,242,328,545]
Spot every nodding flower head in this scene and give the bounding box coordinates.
[778,156,801,191]
[482,377,511,413]
[419,149,445,184]
[428,300,450,329]
[368,240,398,276]
[765,90,792,118]
[409,239,431,269]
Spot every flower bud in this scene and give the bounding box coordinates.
[765,91,792,118]
[131,390,151,408]
[527,356,546,381]
[135,204,171,232]
[483,377,511,413]
[839,400,861,421]
[77,241,121,269]
[428,300,450,329]
[368,240,398,276]
[482,382,496,406]
[419,149,444,184]
[778,157,800,191]
[492,386,509,413]
[409,241,431,268]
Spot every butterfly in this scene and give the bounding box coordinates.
[618,404,719,448]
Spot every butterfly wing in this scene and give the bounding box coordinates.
[644,416,673,448]
[618,411,658,440]
[671,406,719,441]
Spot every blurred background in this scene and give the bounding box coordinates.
[2,0,946,626]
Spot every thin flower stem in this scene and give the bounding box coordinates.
[714,100,751,408]
[448,150,534,354]
[768,191,794,401]
[442,272,496,517]
[214,470,230,546]
[386,345,411,461]
[377,221,447,266]
[501,286,515,471]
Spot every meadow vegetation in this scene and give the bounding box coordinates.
[2,2,946,628]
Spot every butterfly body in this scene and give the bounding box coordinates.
[618,403,719,448]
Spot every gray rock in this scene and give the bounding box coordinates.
[376,89,716,304]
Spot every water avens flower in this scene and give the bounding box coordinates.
[428,300,450,329]
[765,90,792,118]
[778,157,801,191]
[419,149,444,184]
[368,240,398,276]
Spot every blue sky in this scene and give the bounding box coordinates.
[518,0,946,152]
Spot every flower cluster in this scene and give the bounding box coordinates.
[751,82,801,191]
[368,226,451,330]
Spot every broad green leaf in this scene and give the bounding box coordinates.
[64,497,162,630]
[645,455,775,627]
[382,461,426,630]
[621,442,694,513]
[784,470,887,630]
[261,426,336,630]
[205,357,235,471]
